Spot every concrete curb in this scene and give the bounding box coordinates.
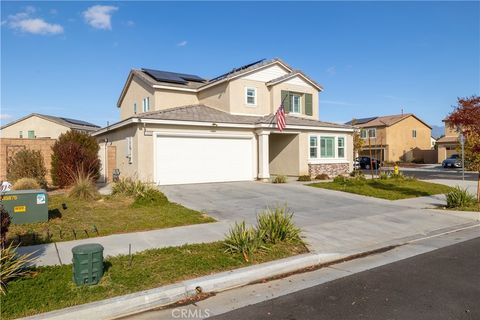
[20,252,343,320]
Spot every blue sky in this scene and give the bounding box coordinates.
[1,1,479,128]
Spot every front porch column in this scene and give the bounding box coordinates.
[257,130,270,181]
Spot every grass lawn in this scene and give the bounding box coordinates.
[0,241,307,319]
[310,178,453,200]
[7,194,215,246]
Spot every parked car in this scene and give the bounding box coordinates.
[356,157,381,169]
[442,154,462,168]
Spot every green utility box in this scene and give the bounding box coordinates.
[72,243,104,286]
[1,189,48,224]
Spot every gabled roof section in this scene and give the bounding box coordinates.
[345,113,432,129]
[94,104,354,136]
[0,113,100,131]
[265,71,324,91]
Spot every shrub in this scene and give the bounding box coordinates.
[333,175,349,184]
[297,175,312,182]
[51,130,100,187]
[390,172,405,180]
[272,175,287,184]
[132,188,168,207]
[350,170,364,178]
[0,243,36,295]
[6,149,47,188]
[112,178,150,198]
[379,172,389,180]
[315,173,330,180]
[446,187,477,208]
[12,178,40,190]
[67,172,99,200]
[224,221,267,262]
[256,206,302,244]
[1,205,11,247]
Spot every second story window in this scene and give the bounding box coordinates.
[291,94,301,113]
[134,102,137,114]
[19,131,23,138]
[28,130,35,139]
[412,129,417,138]
[368,128,376,138]
[245,88,256,106]
[360,128,376,139]
[142,97,150,112]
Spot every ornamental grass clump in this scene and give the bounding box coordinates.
[297,175,312,182]
[223,221,267,262]
[256,206,302,244]
[67,171,99,201]
[12,178,40,190]
[272,175,287,184]
[446,187,477,208]
[0,243,37,295]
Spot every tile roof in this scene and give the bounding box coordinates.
[345,113,431,129]
[139,104,353,129]
[436,136,459,144]
[1,113,100,131]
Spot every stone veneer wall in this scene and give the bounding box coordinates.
[308,163,349,177]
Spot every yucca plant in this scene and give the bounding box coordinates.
[112,178,150,198]
[0,243,37,295]
[256,206,302,244]
[224,221,267,262]
[446,187,477,208]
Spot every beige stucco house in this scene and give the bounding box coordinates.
[0,113,100,139]
[436,119,460,162]
[93,58,355,185]
[346,114,433,163]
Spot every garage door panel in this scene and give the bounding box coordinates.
[156,135,254,185]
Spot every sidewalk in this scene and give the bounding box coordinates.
[17,221,230,266]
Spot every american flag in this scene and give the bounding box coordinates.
[276,104,286,131]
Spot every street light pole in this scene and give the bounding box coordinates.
[460,132,465,181]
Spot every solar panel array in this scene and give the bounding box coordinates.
[142,68,206,84]
[209,59,266,82]
[346,117,378,125]
[60,117,99,127]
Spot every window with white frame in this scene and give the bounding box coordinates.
[142,97,150,112]
[309,136,318,158]
[126,137,133,164]
[19,131,23,138]
[360,129,367,139]
[320,137,335,158]
[291,94,301,113]
[338,137,345,158]
[412,129,417,138]
[367,128,376,138]
[245,87,256,106]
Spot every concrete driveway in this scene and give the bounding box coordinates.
[160,181,478,255]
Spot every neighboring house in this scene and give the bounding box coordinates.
[93,58,355,185]
[345,113,434,163]
[430,136,437,149]
[436,119,460,162]
[0,113,100,139]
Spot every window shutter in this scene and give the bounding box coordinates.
[281,90,291,113]
[304,94,313,116]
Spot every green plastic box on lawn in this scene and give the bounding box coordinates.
[1,189,48,224]
[72,243,104,286]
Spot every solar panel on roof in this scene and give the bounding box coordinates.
[209,59,266,82]
[142,69,206,84]
[346,117,378,125]
[60,117,98,127]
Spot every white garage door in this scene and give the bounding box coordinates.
[155,134,254,185]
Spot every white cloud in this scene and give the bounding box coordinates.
[126,20,134,27]
[326,66,336,76]
[4,6,63,35]
[83,5,118,30]
[0,114,12,120]
[177,40,188,47]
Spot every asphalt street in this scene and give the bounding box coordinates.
[212,237,480,320]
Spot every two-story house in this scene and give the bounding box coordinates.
[346,113,433,163]
[93,58,355,185]
[436,118,460,162]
